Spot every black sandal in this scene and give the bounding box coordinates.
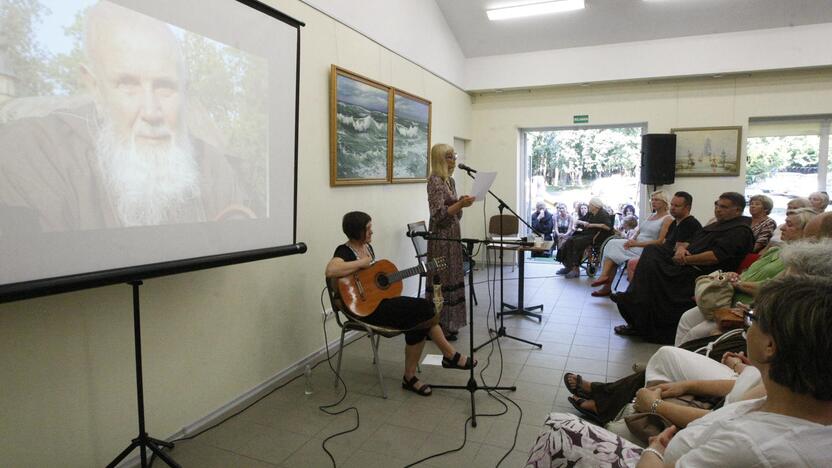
[563,372,591,398]
[567,396,601,424]
[441,352,476,370]
[614,324,641,336]
[402,376,431,396]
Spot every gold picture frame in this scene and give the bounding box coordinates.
[671,126,743,177]
[329,66,392,186]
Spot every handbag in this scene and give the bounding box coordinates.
[694,270,734,321]
[624,395,714,444]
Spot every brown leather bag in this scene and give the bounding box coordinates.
[624,396,714,444]
[713,307,745,332]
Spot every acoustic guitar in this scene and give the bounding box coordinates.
[337,257,447,317]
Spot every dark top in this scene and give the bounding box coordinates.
[686,216,754,272]
[333,243,375,263]
[663,216,702,247]
[579,208,614,242]
[531,209,554,240]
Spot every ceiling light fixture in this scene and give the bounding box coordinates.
[486,0,585,21]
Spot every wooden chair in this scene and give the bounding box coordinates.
[487,214,520,271]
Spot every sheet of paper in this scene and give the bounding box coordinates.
[421,354,444,366]
[470,171,497,201]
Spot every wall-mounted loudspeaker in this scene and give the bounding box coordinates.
[641,133,677,186]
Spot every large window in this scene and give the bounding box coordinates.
[746,115,831,223]
[519,124,645,234]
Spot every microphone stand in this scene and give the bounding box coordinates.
[423,234,516,427]
[457,168,543,352]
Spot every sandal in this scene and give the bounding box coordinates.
[562,372,591,398]
[441,352,477,370]
[591,288,611,297]
[567,396,601,424]
[590,277,610,287]
[614,324,641,336]
[402,376,431,396]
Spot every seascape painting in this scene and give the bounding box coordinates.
[330,67,390,185]
[672,126,742,177]
[392,91,431,181]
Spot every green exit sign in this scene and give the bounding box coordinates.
[573,115,589,124]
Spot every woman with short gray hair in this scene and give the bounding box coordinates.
[748,194,776,252]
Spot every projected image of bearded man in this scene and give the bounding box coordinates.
[0,2,251,231]
[83,5,203,226]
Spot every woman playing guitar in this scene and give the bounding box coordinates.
[325,211,476,397]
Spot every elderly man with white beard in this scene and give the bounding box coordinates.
[0,2,250,231]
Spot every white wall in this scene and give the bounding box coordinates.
[0,0,471,465]
[301,0,466,88]
[463,69,832,242]
[465,23,832,91]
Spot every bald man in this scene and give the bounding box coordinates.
[0,2,249,232]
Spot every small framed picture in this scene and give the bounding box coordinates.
[671,126,743,177]
[391,90,431,183]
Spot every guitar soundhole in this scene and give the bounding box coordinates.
[376,273,389,289]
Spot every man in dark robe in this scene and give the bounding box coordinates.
[612,192,754,344]
[556,197,613,278]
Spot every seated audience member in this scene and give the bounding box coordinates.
[590,191,672,297]
[675,208,817,345]
[530,201,554,257]
[528,276,832,467]
[748,194,777,252]
[562,345,761,433]
[553,203,575,250]
[612,192,754,344]
[767,196,813,247]
[809,191,830,213]
[325,211,475,397]
[556,197,613,278]
[618,215,639,239]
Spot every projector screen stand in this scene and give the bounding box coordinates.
[106,281,180,468]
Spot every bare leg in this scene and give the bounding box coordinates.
[404,340,426,379]
[428,325,475,367]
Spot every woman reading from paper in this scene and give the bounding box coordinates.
[425,144,475,341]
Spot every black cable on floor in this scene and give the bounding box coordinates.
[316,287,359,468]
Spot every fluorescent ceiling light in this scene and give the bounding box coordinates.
[487,0,585,21]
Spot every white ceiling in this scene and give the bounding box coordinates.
[436,0,832,58]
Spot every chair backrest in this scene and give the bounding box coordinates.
[488,214,519,236]
[407,220,429,259]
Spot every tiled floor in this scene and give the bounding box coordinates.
[165,260,661,467]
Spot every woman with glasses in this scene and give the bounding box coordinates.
[529,276,832,467]
[425,143,474,340]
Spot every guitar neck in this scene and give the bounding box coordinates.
[385,264,426,284]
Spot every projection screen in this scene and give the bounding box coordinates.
[0,0,304,302]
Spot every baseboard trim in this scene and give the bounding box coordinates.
[117,329,361,467]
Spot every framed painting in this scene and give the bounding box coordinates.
[671,126,743,177]
[391,89,431,183]
[330,66,392,186]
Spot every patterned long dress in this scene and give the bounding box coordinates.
[425,174,467,333]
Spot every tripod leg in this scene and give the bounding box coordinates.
[106,440,141,468]
[147,439,182,468]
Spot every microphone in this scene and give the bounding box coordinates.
[406,230,432,238]
[457,163,477,174]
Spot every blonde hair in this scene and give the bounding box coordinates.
[650,190,669,208]
[430,143,454,180]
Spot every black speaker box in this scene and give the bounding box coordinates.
[641,133,677,186]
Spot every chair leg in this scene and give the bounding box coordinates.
[334,328,347,388]
[614,262,626,291]
[370,334,381,364]
[368,332,387,399]
[417,275,423,298]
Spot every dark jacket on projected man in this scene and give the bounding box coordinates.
[0,103,249,233]
[614,216,754,344]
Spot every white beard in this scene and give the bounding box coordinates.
[95,123,201,227]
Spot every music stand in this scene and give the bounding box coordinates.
[458,170,543,352]
[424,235,516,427]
